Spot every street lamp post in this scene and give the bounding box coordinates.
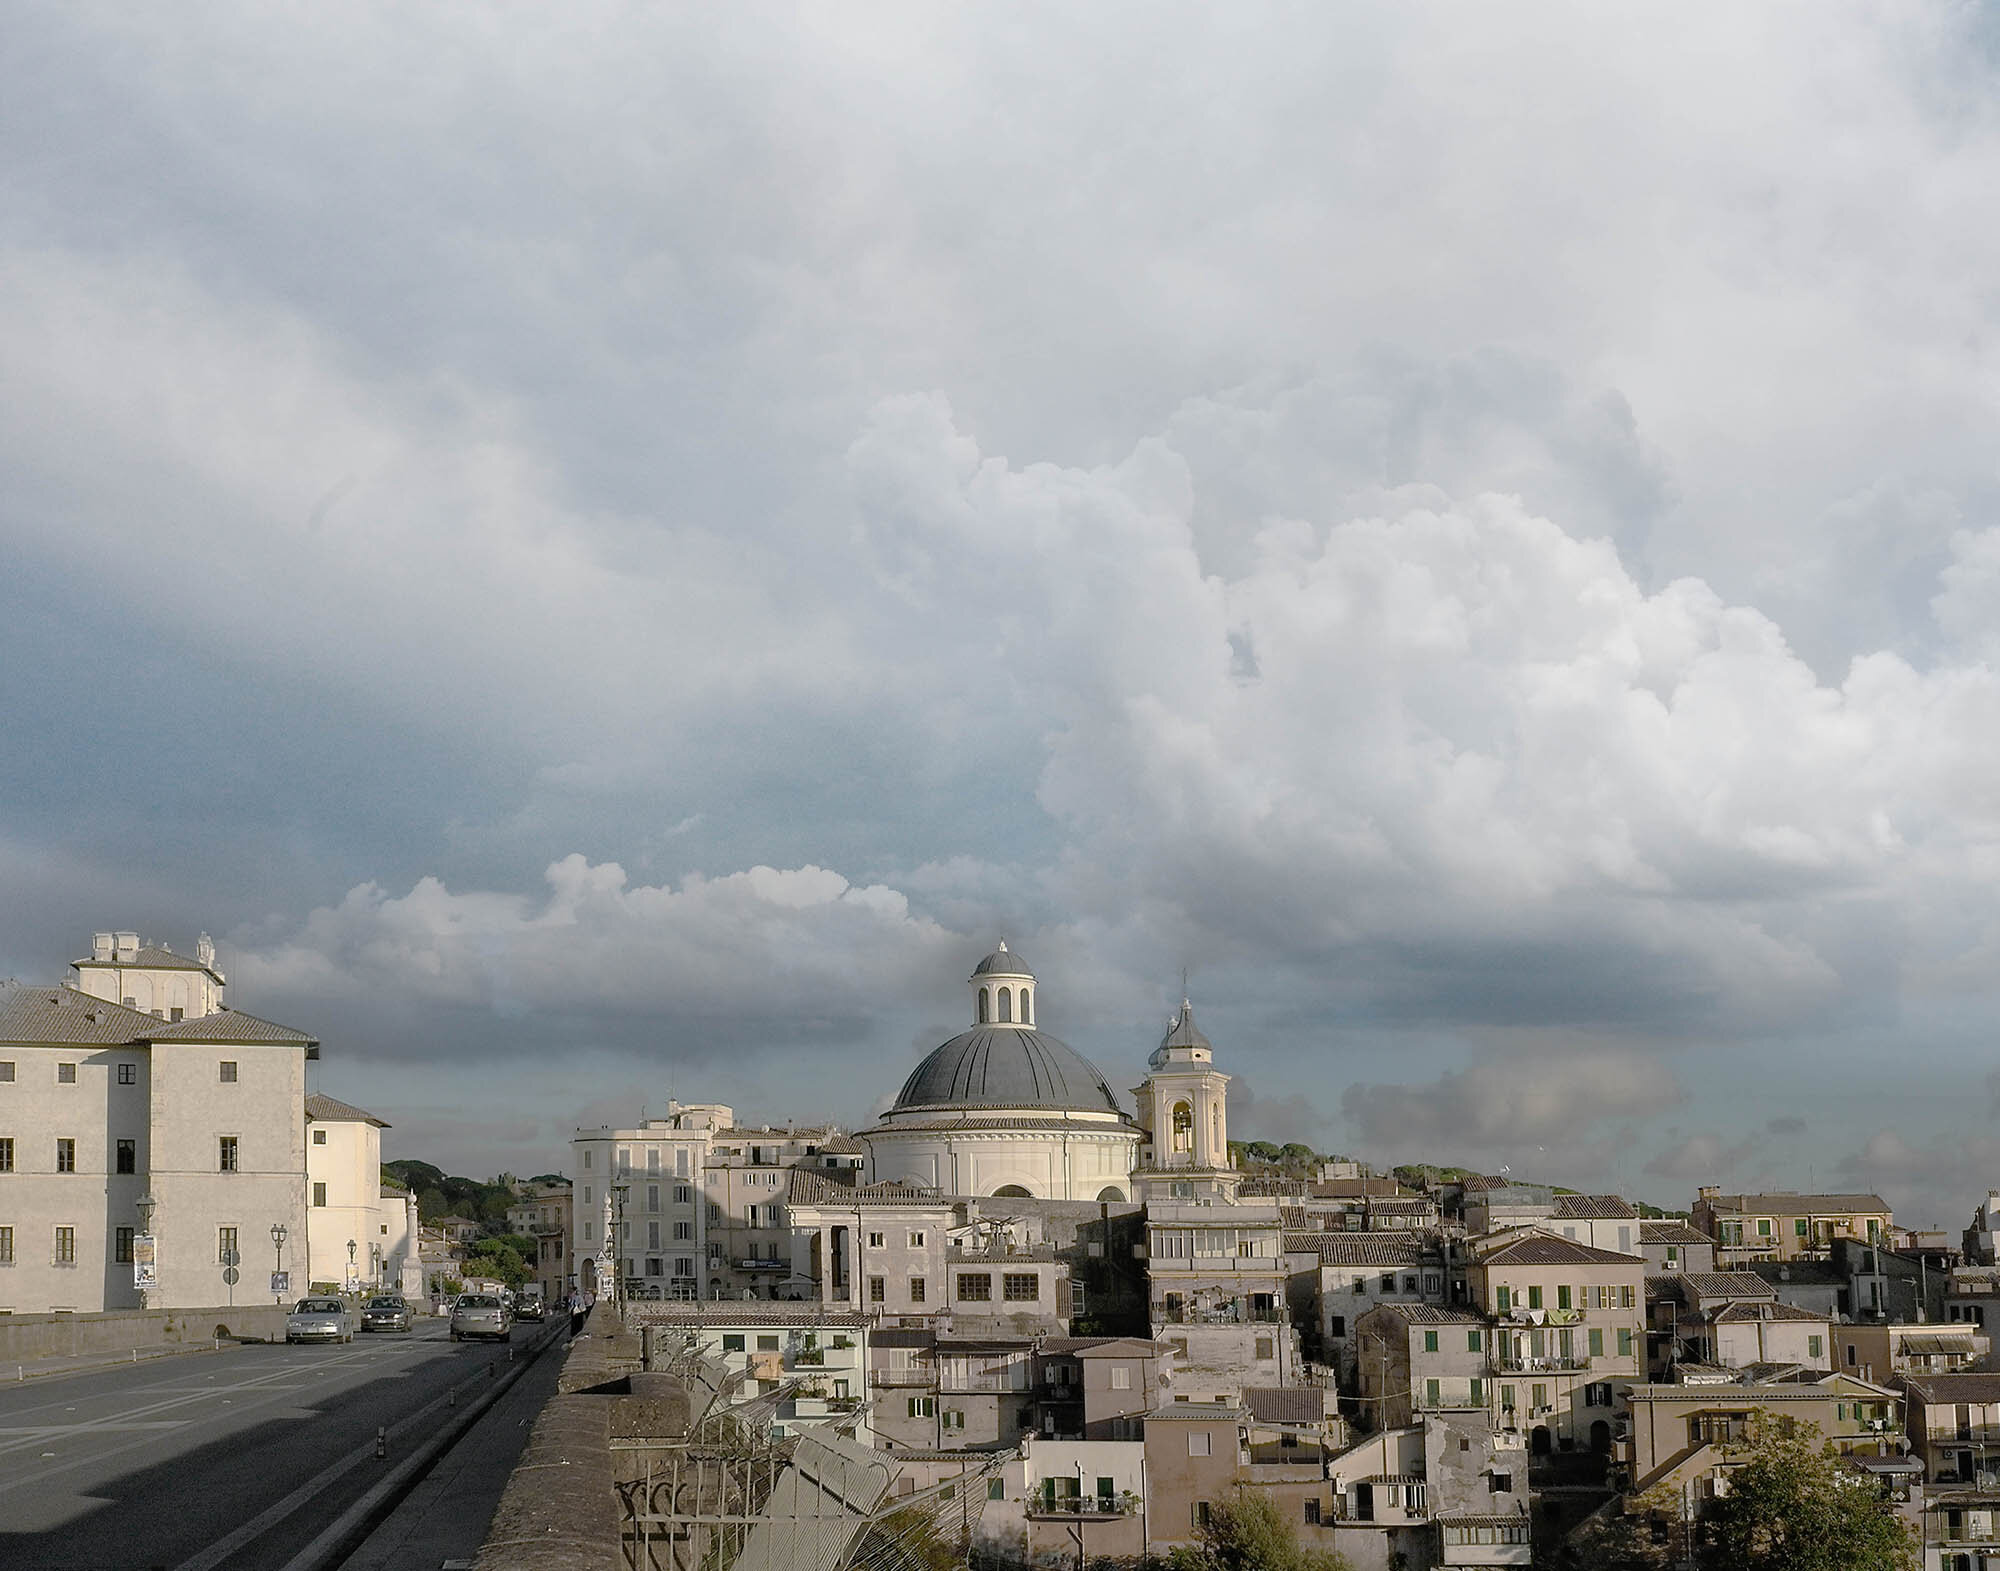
[135,1193,158,1309]
[346,1238,357,1297]
[610,1184,630,1326]
[271,1222,288,1304]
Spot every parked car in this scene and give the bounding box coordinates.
[514,1294,546,1322]
[450,1292,512,1342]
[286,1296,354,1344]
[359,1295,412,1333]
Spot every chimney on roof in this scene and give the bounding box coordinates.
[92,932,113,961]
[114,932,138,961]
[196,933,216,969]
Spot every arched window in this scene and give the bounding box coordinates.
[1020,988,1032,1024]
[1096,1186,1126,1203]
[978,987,990,1024]
[998,987,1013,1022]
[1171,1101,1193,1154]
[993,1184,1033,1198]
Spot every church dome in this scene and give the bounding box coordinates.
[893,1027,1125,1115]
[970,942,1034,979]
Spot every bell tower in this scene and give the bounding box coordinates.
[1131,998,1238,1202]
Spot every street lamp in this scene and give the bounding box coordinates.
[347,1238,357,1296]
[134,1193,158,1308]
[610,1183,631,1325]
[271,1222,288,1304]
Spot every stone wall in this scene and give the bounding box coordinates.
[0,1303,289,1361]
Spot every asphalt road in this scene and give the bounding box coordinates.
[0,1318,558,1571]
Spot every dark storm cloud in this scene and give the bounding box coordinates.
[5,3,2000,1188]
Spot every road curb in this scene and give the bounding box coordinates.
[275,1319,567,1571]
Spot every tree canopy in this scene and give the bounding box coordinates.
[1165,1487,1351,1571]
[1695,1418,1915,1571]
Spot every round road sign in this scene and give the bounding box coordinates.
[222,1266,240,1286]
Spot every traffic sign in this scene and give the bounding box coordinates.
[222,1266,240,1286]
[222,1248,240,1267]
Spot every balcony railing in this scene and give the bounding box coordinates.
[1157,1305,1287,1323]
[1027,1496,1139,1519]
[1492,1355,1591,1374]
[869,1368,935,1388]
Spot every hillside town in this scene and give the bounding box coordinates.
[2,928,1993,1566]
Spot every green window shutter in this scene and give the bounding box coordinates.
[1557,1285,1571,1310]
[1469,1377,1484,1405]
[1468,1330,1481,1352]
[1425,1379,1439,1407]
[1795,1218,1808,1237]
[1496,1286,1511,1313]
[1617,1328,1633,1356]
[1424,1330,1439,1352]
[1528,1286,1543,1309]
[1589,1328,1604,1357]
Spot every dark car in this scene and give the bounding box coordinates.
[359,1295,412,1333]
[514,1294,546,1322]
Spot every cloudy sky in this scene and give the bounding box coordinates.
[6,2,2000,1225]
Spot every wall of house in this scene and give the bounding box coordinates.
[305,1116,379,1288]
[1159,1320,1296,1403]
[1714,1316,1831,1371]
[0,1043,146,1313]
[149,1042,307,1311]
[1143,1416,1246,1553]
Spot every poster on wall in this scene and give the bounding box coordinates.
[133,1234,158,1290]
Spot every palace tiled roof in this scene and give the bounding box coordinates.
[1244,1387,1326,1424]
[74,944,220,975]
[1640,1221,1712,1244]
[1902,1373,2000,1405]
[1696,1300,1827,1325]
[146,1008,317,1046]
[0,983,163,1044]
[788,1170,946,1207]
[1368,1303,1484,1325]
[1703,1192,1890,1216]
[1042,1337,1169,1358]
[1284,1234,1430,1265]
[1552,1194,1638,1220]
[306,1092,388,1127]
[1477,1235,1644,1266]
[1648,1271,1777,1301]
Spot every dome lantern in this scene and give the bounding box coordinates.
[969,938,1034,1027]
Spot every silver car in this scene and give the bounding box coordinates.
[286,1296,354,1344]
[449,1292,512,1342]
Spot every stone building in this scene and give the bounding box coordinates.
[305,1092,420,1297]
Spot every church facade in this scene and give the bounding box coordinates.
[859,943,1236,1203]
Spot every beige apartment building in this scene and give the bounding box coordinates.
[1353,1303,1491,1429]
[1625,1370,1903,1510]
[571,1108,719,1299]
[1142,1402,1250,1556]
[505,1180,572,1302]
[1692,1188,1892,1264]
[0,949,316,1314]
[1466,1231,1647,1452]
[786,1169,955,1317]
